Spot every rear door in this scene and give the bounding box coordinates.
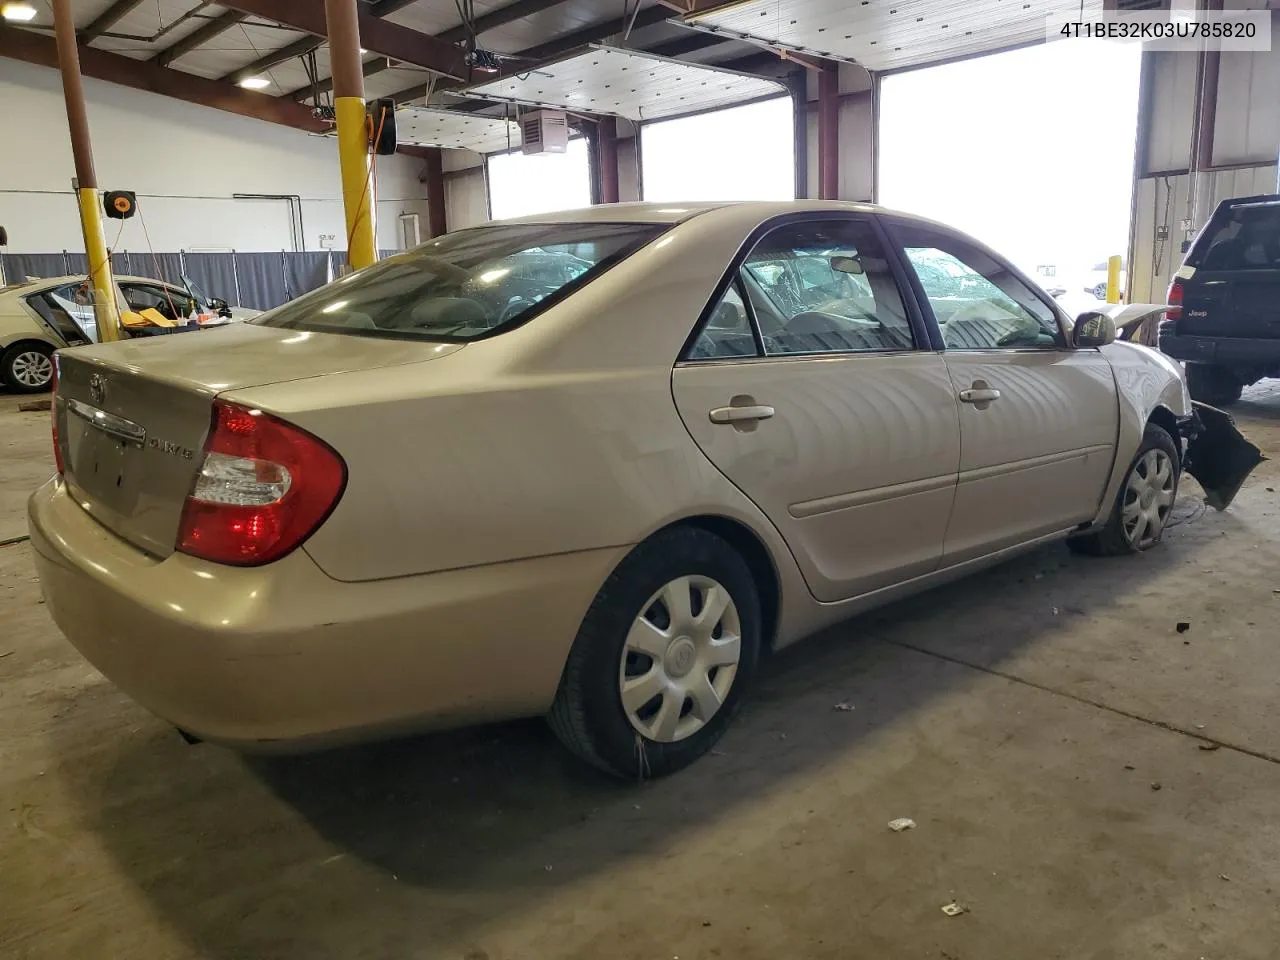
[671,215,960,603]
[888,219,1120,564]
[1181,198,1280,338]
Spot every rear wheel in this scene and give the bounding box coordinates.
[1,343,54,393]
[1068,424,1180,557]
[1185,362,1243,406]
[549,527,761,779]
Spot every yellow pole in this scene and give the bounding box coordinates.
[325,0,376,270]
[1106,254,1122,305]
[335,97,376,270]
[52,0,121,342]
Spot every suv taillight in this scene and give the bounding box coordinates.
[51,356,64,475]
[176,400,346,566]
[1166,277,1184,321]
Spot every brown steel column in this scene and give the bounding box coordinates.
[424,147,446,237]
[325,0,376,268]
[597,116,620,205]
[51,0,121,342]
[817,61,839,201]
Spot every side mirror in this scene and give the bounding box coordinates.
[1073,311,1117,348]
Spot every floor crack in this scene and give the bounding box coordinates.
[876,636,1280,767]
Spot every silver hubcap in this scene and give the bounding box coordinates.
[619,575,742,743]
[1123,448,1175,547]
[10,350,53,388]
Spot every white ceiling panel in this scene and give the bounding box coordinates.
[385,0,508,36]
[84,1,232,61]
[685,0,1107,72]
[395,106,521,153]
[460,44,786,121]
[166,21,306,79]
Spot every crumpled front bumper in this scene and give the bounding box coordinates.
[1179,402,1265,510]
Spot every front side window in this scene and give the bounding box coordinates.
[255,222,663,341]
[739,219,915,355]
[896,226,1063,350]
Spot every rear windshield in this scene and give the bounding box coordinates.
[254,221,665,341]
[1191,201,1280,271]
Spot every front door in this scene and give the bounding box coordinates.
[671,216,961,603]
[891,222,1120,564]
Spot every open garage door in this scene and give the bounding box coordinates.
[641,96,796,203]
[878,40,1141,313]
[487,137,592,220]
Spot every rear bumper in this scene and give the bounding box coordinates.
[28,478,624,749]
[1159,327,1280,367]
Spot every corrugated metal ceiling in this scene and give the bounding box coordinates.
[461,44,786,121]
[685,0,1107,72]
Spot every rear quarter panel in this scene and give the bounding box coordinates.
[229,209,813,623]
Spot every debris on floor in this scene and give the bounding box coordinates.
[887,818,916,832]
[941,902,967,917]
[16,399,51,413]
[1198,743,1221,751]
[1151,782,1163,791]
[832,701,855,712]
[1176,622,1191,633]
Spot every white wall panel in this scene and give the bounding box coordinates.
[1143,50,1198,175]
[445,169,490,230]
[0,58,429,253]
[1213,21,1280,166]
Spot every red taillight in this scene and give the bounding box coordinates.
[1166,277,1184,321]
[51,356,64,475]
[176,400,346,566]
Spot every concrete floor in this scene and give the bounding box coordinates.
[2,384,1280,960]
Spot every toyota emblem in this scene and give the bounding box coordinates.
[88,373,107,405]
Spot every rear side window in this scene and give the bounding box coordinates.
[1192,202,1280,271]
[254,222,664,341]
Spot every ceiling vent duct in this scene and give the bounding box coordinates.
[520,110,569,155]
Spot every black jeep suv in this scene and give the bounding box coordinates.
[1160,194,1280,406]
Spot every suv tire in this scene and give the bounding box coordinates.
[1185,363,1243,407]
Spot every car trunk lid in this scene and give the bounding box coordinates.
[54,325,462,558]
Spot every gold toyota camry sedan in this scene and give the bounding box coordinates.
[29,201,1256,778]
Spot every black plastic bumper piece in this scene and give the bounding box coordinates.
[1182,402,1265,511]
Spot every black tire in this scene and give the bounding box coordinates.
[1,343,55,394]
[1068,424,1181,558]
[548,527,762,780]
[1185,363,1243,407]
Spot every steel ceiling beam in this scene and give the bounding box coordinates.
[153,10,245,67]
[0,23,328,133]
[294,56,394,103]
[80,0,147,42]
[218,0,469,79]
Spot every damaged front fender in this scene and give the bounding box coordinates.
[1182,402,1265,510]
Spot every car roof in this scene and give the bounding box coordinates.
[0,274,178,295]
[493,199,935,227]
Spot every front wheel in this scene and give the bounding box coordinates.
[549,527,761,779]
[1,343,55,393]
[1068,424,1180,557]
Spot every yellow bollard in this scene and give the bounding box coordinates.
[1106,254,1122,305]
[76,186,122,342]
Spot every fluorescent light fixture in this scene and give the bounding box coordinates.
[238,76,271,90]
[1,2,38,21]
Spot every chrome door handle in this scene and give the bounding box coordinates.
[709,404,775,424]
[958,388,1001,404]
